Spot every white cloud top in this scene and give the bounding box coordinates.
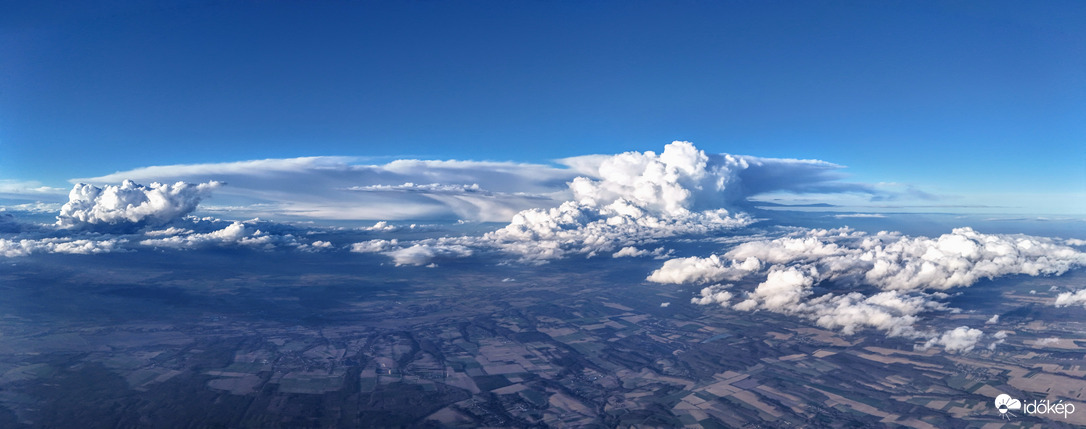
[56,180,220,230]
[478,142,759,261]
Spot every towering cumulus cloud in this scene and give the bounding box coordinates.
[480,142,755,261]
[56,180,221,230]
[650,227,1086,351]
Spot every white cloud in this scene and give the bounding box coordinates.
[359,221,436,233]
[73,142,877,223]
[139,221,298,249]
[803,291,938,337]
[0,202,64,213]
[385,243,473,267]
[350,239,399,253]
[1036,337,1061,346]
[654,227,1086,291]
[349,237,471,266]
[0,180,67,197]
[833,213,886,218]
[56,180,221,230]
[478,142,768,262]
[658,226,1085,349]
[921,326,984,353]
[75,157,575,222]
[144,227,193,237]
[691,284,734,307]
[298,240,333,252]
[647,254,760,285]
[612,246,671,259]
[0,237,127,257]
[1054,289,1086,308]
[988,330,1009,351]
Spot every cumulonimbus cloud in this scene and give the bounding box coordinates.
[56,180,221,230]
[73,142,877,223]
[343,141,891,263]
[475,142,759,262]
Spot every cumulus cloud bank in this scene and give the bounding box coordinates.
[139,221,301,250]
[56,180,221,230]
[651,227,1086,351]
[0,237,127,257]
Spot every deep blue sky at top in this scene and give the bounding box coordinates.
[1,1,1083,197]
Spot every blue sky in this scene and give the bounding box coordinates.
[1,0,1083,215]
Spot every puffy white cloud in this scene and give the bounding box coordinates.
[349,237,471,266]
[737,266,817,312]
[691,284,734,307]
[803,291,938,337]
[1036,337,1061,346]
[921,327,984,354]
[659,226,1085,350]
[611,246,671,259]
[647,254,761,284]
[138,221,298,249]
[478,142,771,262]
[482,201,751,262]
[0,237,126,257]
[143,227,193,237]
[988,330,1009,351]
[350,239,399,253]
[308,240,333,249]
[56,180,221,230]
[1054,289,1086,308]
[385,243,473,267]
